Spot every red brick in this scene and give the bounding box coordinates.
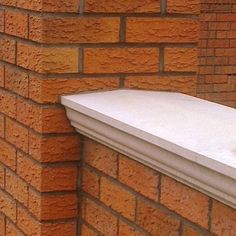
[164,48,198,72]
[82,168,100,198]
[17,42,79,74]
[84,0,160,13]
[136,199,180,235]
[84,138,118,178]
[0,114,4,138]
[160,176,209,229]
[1,0,16,7]
[0,10,4,32]
[167,0,200,14]
[0,139,16,170]
[29,16,120,43]
[29,132,80,163]
[84,48,159,74]
[126,18,199,43]
[29,75,119,104]
[5,10,28,38]
[5,169,28,206]
[100,177,136,220]
[0,189,16,222]
[208,39,229,48]
[0,90,16,118]
[5,66,28,97]
[18,0,80,12]
[6,118,29,153]
[119,155,159,201]
[211,200,236,236]
[6,220,24,236]
[119,220,144,236]
[0,213,5,236]
[0,164,5,188]
[29,189,78,220]
[85,198,118,235]
[0,38,16,64]
[81,224,98,236]
[182,225,203,236]
[0,64,4,87]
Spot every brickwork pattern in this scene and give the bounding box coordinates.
[198,0,236,108]
[79,138,236,236]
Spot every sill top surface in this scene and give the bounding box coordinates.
[61,89,236,178]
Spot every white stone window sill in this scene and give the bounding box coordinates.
[61,89,236,209]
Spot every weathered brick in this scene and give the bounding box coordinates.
[29,189,78,220]
[160,176,209,229]
[0,38,16,64]
[81,224,98,236]
[29,132,80,162]
[5,66,29,97]
[6,220,24,236]
[0,189,16,222]
[100,177,136,220]
[136,199,180,235]
[125,76,197,95]
[5,10,28,38]
[182,225,203,236]
[85,198,118,235]
[126,18,199,43]
[84,0,160,13]
[0,10,4,32]
[6,118,29,153]
[119,155,159,201]
[167,0,200,14]
[0,164,5,188]
[0,139,16,170]
[0,213,5,236]
[1,0,16,7]
[0,64,4,87]
[5,169,28,206]
[119,220,144,236]
[84,138,118,178]
[211,200,236,236]
[0,113,4,138]
[17,42,79,74]
[0,89,16,118]
[82,168,100,198]
[164,48,198,72]
[84,48,159,74]
[29,16,120,43]
[18,0,80,12]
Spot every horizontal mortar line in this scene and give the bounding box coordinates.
[80,219,109,236]
[0,5,199,18]
[3,217,26,235]
[0,33,198,48]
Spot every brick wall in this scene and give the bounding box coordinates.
[198,0,236,108]
[0,0,235,235]
[80,137,236,236]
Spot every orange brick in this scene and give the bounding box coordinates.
[167,0,200,14]
[17,42,79,74]
[0,38,16,64]
[119,220,144,236]
[84,48,159,74]
[16,98,73,133]
[18,0,80,12]
[82,168,100,198]
[136,199,180,235]
[29,189,78,220]
[1,0,16,6]
[211,200,236,236]
[5,169,28,206]
[182,225,203,236]
[5,11,28,38]
[164,48,198,72]
[100,177,136,220]
[160,176,209,229]
[0,139,16,170]
[0,114,4,138]
[0,213,5,236]
[126,18,199,43]
[0,189,16,222]
[125,76,197,95]
[29,75,119,104]
[6,220,24,236]
[0,64,4,87]
[84,139,118,178]
[81,224,98,236]
[29,15,120,43]
[205,75,228,84]
[29,132,80,162]
[0,10,4,32]
[0,164,4,188]
[119,155,159,201]
[6,118,28,153]
[5,66,28,97]
[85,198,118,235]
[84,0,160,12]
[0,90,16,118]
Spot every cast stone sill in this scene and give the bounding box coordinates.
[61,89,236,209]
